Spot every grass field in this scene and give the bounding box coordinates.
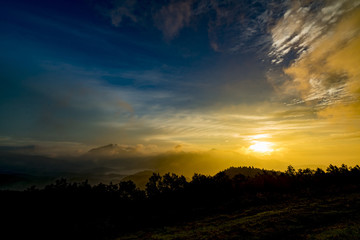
[117,193,360,240]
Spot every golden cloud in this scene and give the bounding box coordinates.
[282,6,360,118]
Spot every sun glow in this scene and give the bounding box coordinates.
[249,141,274,153]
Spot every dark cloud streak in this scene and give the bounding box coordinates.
[102,0,288,54]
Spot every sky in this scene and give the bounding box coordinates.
[1,0,360,178]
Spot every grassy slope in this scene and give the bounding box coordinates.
[117,193,360,240]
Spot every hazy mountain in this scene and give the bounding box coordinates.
[85,143,145,159]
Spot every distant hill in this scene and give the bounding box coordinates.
[121,167,279,190]
[121,170,154,189]
[221,166,278,179]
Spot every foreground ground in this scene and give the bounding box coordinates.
[117,193,360,240]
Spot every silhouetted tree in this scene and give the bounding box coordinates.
[159,173,187,193]
[146,173,162,198]
[119,180,145,200]
[285,165,296,176]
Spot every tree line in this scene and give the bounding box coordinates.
[2,164,360,239]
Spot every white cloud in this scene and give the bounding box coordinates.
[269,0,358,64]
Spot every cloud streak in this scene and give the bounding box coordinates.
[269,0,360,114]
[269,0,360,64]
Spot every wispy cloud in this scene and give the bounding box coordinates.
[154,0,193,39]
[269,0,360,114]
[102,0,287,52]
[206,0,287,53]
[269,0,360,64]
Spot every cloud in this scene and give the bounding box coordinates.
[102,0,287,52]
[174,144,183,151]
[206,0,286,53]
[25,76,137,138]
[269,0,360,64]
[0,137,92,157]
[0,145,37,154]
[85,143,158,159]
[104,0,194,39]
[154,0,193,39]
[0,63,176,147]
[269,1,360,114]
[107,0,138,26]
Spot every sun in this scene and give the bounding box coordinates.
[249,141,274,153]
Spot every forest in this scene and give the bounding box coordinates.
[2,164,360,240]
